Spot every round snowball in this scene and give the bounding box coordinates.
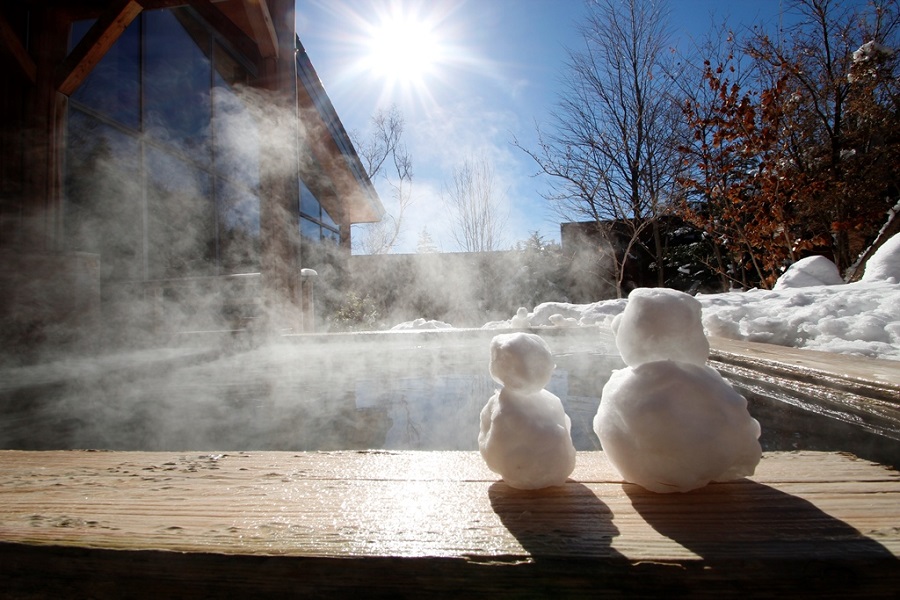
[774,255,843,289]
[614,288,709,367]
[593,360,761,493]
[489,332,555,393]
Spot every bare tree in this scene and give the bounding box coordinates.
[352,105,413,254]
[515,0,682,296]
[442,154,508,252]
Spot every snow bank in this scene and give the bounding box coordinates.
[484,282,900,361]
[390,318,454,331]
[397,234,900,361]
[862,233,900,283]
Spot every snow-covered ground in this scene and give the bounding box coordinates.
[402,234,900,362]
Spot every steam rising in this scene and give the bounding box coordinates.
[0,63,615,453]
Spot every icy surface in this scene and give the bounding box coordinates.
[773,255,843,289]
[479,333,576,489]
[611,287,709,367]
[594,288,762,493]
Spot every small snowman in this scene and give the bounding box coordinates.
[593,288,762,493]
[479,332,576,489]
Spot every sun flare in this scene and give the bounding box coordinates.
[367,16,441,84]
[319,1,476,110]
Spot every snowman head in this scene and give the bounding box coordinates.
[489,332,555,393]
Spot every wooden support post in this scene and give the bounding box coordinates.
[0,10,36,83]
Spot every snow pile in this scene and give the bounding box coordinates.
[861,232,900,283]
[482,237,900,360]
[390,318,453,331]
[478,332,576,489]
[773,255,843,289]
[593,288,762,493]
[484,300,626,330]
[698,281,899,357]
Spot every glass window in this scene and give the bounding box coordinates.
[213,71,259,190]
[144,9,211,165]
[299,178,340,243]
[66,7,262,280]
[323,228,341,245]
[299,179,319,219]
[145,145,214,278]
[217,178,260,273]
[322,205,338,229]
[70,18,140,129]
[65,110,143,280]
[301,217,321,242]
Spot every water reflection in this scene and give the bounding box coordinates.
[0,332,896,464]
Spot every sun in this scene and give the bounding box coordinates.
[354,3,457,105]
[312,1,474,111]
[367,15,441,85]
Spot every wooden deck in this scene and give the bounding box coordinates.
[1,450,898,598]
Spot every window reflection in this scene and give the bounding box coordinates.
[299,179,340,244]
[213,72,259,191]
[144,9,212,166]
[146,146,214,278]
[70,18,140,129]
[218,178,260,273]
[65,7,261,280]
[65,111,142,280]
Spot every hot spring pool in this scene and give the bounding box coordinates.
[1,327,897,468]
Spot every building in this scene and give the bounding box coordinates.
[0,1,383,350]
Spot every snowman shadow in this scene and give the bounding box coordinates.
[624,479,897,567]
[488,481,623,559]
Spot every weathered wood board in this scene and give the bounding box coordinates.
[1,450,898,598]
[709,336,900,394]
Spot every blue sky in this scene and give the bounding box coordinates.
[294,1,836,254]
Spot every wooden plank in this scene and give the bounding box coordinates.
[710,336,900,395]
[55,0,142,96]
[0,10,37,83]
[241,0,278,58]
[0,450,898,597]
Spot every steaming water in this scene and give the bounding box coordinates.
[1,328,896,468]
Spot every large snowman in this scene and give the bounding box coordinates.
[593,288,762,493]
[479,332,576,489]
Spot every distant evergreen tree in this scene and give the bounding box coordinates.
[417,227,438,253]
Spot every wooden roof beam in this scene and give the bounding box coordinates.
[56,0,143,96]
[241,0,278,58]
[0,10,36,83]
[189,0,261,65]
